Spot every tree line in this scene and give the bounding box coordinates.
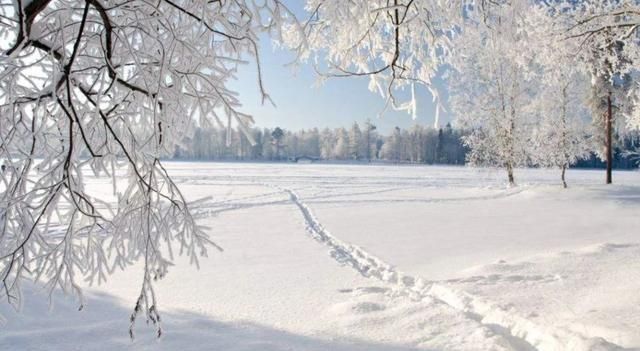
[173,121,466,164]
[172,122,640,169]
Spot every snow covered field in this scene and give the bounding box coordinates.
[2,162,640,351]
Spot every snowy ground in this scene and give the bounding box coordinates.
[2,163,640,351]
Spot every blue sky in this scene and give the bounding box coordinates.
[230,2,450,134]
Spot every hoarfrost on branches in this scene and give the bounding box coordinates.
[450,1,538,186]
[562,0,640,132]
[0,0,293,336]
[284,0,481,122]
[528,6,593,187]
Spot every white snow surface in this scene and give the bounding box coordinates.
[1,163,639,351]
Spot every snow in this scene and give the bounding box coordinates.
[2,162,640,350]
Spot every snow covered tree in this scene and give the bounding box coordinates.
[530,75,592,187]
[262,128,275,160]
[283,130,298,159]
[334,128,350,160]
[562,1,640,182]
[271,127,286,160]
[348,122,363,160]
[407,124,425,163]
[451,1,538,186]
[380,126,403,162]
[586,39,633,184]
[319,128,335,160]
[302,128,321,158]
[0,0,294,335]
[363,119,377,162]
[527,7,592,187]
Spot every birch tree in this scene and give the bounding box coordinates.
[530,72,592,188]
[451,1,537,186]
[529,7,592,187]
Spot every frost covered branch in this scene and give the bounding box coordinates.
[0,0,293,336]
[285,0,482,122]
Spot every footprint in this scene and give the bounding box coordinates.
[351,302,386,314]
[353,286,391,295]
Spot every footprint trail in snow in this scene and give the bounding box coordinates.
[273,184,629,351]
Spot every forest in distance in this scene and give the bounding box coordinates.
[172,122,640,170]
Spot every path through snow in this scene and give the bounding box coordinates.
[272,182,630,351]
[2,163,639,351]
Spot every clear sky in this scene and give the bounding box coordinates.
[230,1,450,134]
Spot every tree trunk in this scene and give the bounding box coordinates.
[366,130,371,162]
[506,162,515,186]
[606,92,613,184]
[561,83,569,190]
